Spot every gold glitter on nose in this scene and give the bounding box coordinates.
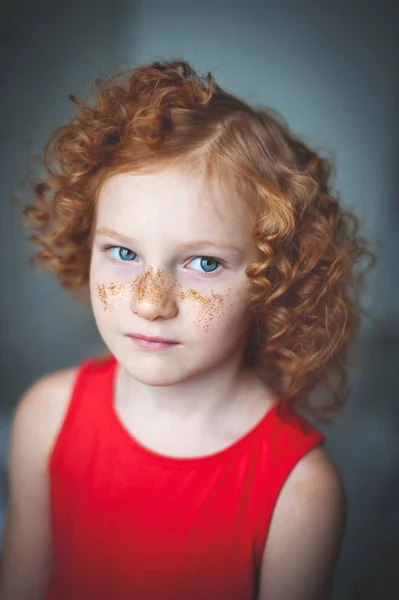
[131,265,180,303]
[96,281,126,311]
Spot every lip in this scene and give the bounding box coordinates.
[126,333,179,351]
[127,333,178,344]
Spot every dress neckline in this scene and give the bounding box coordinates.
[103,355,287,468]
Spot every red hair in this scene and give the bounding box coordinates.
[20,59,376,423]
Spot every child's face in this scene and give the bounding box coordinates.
[89,166,261,386]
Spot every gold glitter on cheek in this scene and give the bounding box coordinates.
[179,287,234,332]
[96,281,127,311]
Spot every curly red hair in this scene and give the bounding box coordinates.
[20,59,376,423]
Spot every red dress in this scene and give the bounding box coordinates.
[45,355,325,600]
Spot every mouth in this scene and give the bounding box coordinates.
[126,333,177,343]
[125,333,179,350]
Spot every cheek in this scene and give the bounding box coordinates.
[90,257,128,314]
[179,287,248,333]
[94,281,126,312]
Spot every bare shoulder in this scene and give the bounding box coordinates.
[21,364,79,404]
[11,364,80,460]
[258,446,347,599]
[284,445,346,497]
[0,366,80,597]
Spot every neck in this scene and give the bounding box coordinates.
[114,348,259,426]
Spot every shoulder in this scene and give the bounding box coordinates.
[258,446,347,599]
[280,446,347,523]
[9,364,80,464]
[1,367,80,596]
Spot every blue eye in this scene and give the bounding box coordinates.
[189,256,220,273]
[101,245,224,275]
[105,246,138,261]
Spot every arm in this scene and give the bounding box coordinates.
[258,446,347,600]
[0,369,75,600]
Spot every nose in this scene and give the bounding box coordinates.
[129,265,179,321]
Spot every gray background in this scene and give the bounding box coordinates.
[1,0,398,598]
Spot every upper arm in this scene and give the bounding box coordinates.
[258,447,347,600]
[0,368,77,600]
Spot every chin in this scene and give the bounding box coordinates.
[119,354,193,387]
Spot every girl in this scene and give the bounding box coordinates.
[1,60,374,599]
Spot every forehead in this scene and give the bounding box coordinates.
[96,167,254,242]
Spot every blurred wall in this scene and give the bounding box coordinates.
[1,0,398,598]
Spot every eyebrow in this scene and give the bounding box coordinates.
[95,227,244,254]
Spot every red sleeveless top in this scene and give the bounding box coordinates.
[45,355,325,600]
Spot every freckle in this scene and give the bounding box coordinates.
[96,281,126,311]
[180,288,234,331]
[130,265,181,303]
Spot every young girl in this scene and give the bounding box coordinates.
[1,60,374,600]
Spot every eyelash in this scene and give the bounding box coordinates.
[100,244,227,277]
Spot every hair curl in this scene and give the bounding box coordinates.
[20,58,377,424]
